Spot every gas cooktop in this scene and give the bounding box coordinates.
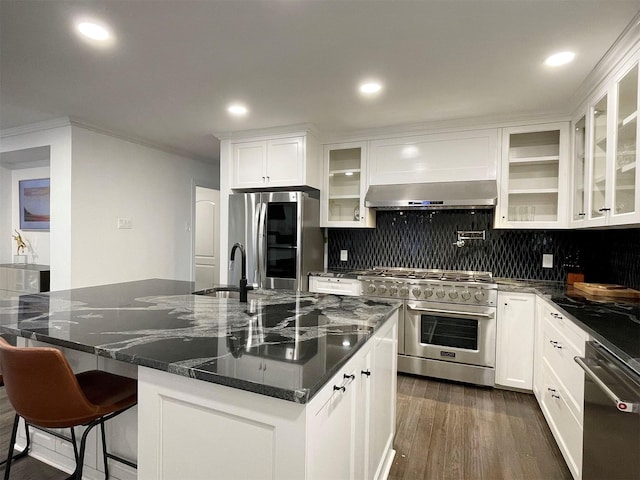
[357,267,497,305]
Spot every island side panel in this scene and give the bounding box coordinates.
[137,366,308,480]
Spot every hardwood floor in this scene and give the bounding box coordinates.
[389,374,572,480]
[0,374,572,480]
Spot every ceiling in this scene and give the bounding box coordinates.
[1,1,639,164]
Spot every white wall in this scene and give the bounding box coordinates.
[69,126,217,288]
[11,166,51,265]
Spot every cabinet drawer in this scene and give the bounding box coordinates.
[542,303,588,354]
[309,277,362,296]
[539,361,582,480]
[542,316,585,424]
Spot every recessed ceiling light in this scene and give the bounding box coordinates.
[359,82,383,95]
[544,51,575,67]
[76,21,111,41]
[227,104,248,116]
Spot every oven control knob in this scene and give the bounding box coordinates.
[423,288,434,298]
[367,284,376,294]
[377,284,387,294]
[399,287,409,297]
[436,288,446,298]
[448,289,458,299]
[389,285,398,296]
[474,290,486,302]
[461,290,471,300]
[412,288,422,298]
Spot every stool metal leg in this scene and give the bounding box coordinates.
[100,419,109,479]
[3,414,19,480]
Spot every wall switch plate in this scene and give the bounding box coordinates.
[542,254,553,269]
[340,250,348,262]
[117,217,132,229]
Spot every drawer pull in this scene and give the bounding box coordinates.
[547,387,557,393]
[343,374,355,382]
[333,385,346,393]
[549,340,563,349]
[361,370,371,377]
[551,393,561,399]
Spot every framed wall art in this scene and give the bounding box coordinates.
[19,178,50,230]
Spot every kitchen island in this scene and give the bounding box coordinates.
[0,279,401,480]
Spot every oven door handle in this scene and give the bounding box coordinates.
[406,304,495,319]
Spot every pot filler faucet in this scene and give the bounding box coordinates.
[230,242,249,302]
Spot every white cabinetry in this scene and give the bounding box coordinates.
[533,297,589,480]
[139,311,398,480]
[496,122,570,229]
[496,292,535,390]
[309,276,362,296]
[231,133,321,189]
[571,60,640,227]
[321,142,375,228]
[368,129,498,186]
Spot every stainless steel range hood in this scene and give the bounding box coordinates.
[364,180,497,210]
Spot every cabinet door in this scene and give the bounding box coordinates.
[496,292,535,390]
[368,320,397,479]
[588,92,611,225]
[369,129,498,186]
[307,366,358,480]
[355,349,372,480]
[496,123,570,229]
[611,62,639,224]
[322,142,374,228]
[233,141,267,188]
[266,137,304,186]
[571,115,588,225]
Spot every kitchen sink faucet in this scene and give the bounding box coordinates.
[230,242,249,302]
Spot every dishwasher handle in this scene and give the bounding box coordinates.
[574,356,640,414]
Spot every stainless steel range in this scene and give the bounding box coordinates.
[359,267,498,386]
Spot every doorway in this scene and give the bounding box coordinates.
[194,187,220,290]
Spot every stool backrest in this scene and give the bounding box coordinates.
[0,337,99,428]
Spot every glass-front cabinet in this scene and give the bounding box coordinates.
[496,122,570,229]
[320,142,375,228]
[571,61,640,227]
[572,115,587,222]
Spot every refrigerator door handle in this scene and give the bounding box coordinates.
[257,202,267,289]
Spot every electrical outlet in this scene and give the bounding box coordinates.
[117,217,132,229]
[340,250,348,262]
[542,254,553,269]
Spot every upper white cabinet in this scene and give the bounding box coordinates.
[231,133,321,190]
[495,122,570,229]
[571,60,640,227]
[368,129,499,186]
[321,142,375,228]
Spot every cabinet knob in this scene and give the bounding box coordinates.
[361,370,371,377]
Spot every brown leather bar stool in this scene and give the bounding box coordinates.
[0,338,137,479]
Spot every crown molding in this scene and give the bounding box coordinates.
[570,11,640,116]
[0,117,72,138]
[214,123,319,141]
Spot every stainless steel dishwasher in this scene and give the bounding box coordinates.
[575,341,640,480]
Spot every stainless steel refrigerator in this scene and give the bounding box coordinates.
[228,191,324,291]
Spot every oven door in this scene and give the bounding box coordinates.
[404,301,496,367]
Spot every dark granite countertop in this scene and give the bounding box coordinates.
[496,278,640,375]
[310,272,639,375]
[0,279,401,403]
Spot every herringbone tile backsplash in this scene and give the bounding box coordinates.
[327,210,640,290]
